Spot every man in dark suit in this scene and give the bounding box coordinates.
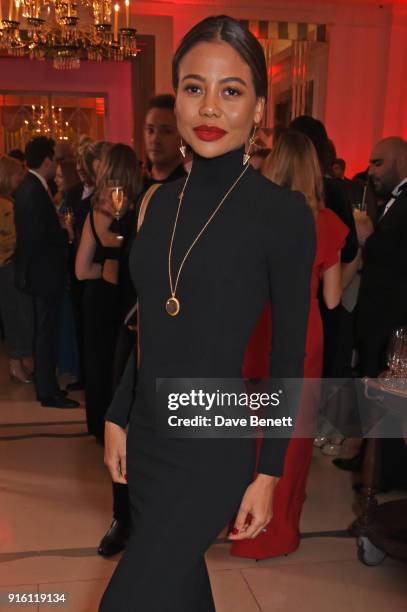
[62,146,95,392]
[14,137,79,408]
[334,137,407,485]
[357,136,407,377]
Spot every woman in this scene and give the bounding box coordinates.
[100,16,315,611]
[54,159,80,213]
[0,155,33,383]
[289,116,362,457]
[231,131,348,560]
[67,140,111,392]
[76,143,140,443]
[53,159,81,377]
[71,140,112,243]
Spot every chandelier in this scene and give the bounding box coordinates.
[0,0,141,69]
[23,104,71,140]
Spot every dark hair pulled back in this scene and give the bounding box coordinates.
[172,15,268,101]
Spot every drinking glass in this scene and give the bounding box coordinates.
[107,180,125,240]
[385,328,407,390]
[63,206,74,226]
[398,332,407,390]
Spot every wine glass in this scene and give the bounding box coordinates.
[386,328,407,389]
[398,330,407,390]
[62,207,74,244]
[63,206,74,225]
[107,180,124,240]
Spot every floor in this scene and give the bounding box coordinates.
[0,344,406,612]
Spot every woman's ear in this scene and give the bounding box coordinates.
[254,97,265,126]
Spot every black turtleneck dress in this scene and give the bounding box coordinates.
[100,147,315,612]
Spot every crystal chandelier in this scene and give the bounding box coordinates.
[23,104,71,140]
[0,0,141,69]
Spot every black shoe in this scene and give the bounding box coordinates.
[333,453,363,472]
[66,380,85,391]
[40,395,80,408]
[97,520,130,557]
[38,389,68,400]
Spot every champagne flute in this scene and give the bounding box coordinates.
[63,207,74,244]
[108,180,125,240]
[63,206,74,226]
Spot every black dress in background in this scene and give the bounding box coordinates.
[67,185,93,386]
[110,165,188,536]
[321,177,359,379]
[100,147,315,611]
[83,208,135,442]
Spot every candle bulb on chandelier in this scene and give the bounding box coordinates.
[113,3,119,42]
[8,0,13,20]
[125,0,129,27]
[67,0,71,17]
[15,0,20,20]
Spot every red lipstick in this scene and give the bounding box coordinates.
[193,125,228,142]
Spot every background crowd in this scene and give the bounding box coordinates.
[0,93,406,560]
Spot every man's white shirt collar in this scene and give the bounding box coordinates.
[380,177,407,219]
[391,177,407,198]
[82,184,94,200]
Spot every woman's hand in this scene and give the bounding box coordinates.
[98,188,129,219]
[104,230,123,248]
[353,209,374,246]
[228,474,278,540]
[59,214,75,243]
[93,209,123,247]
[104,421,127,484]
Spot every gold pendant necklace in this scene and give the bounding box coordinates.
[166,160,250,317]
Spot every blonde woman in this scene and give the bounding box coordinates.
[232,130,349,560]
[76,143,141,443]
[0,156,33,383]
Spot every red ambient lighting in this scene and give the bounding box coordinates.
[96,98,105,116]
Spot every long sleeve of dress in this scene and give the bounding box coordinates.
[104,199,143,428]
[324,178,358,263]
[258,192,316,476]
[105,348,137,428]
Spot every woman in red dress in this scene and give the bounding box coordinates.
[231,131,349,559]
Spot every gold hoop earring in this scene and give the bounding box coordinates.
[179,139,187,159]
[243,126,258,165]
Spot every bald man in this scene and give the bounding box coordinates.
[334,138,407,485]
[356,136,407,376]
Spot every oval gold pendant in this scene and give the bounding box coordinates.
[166,296,180,317]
